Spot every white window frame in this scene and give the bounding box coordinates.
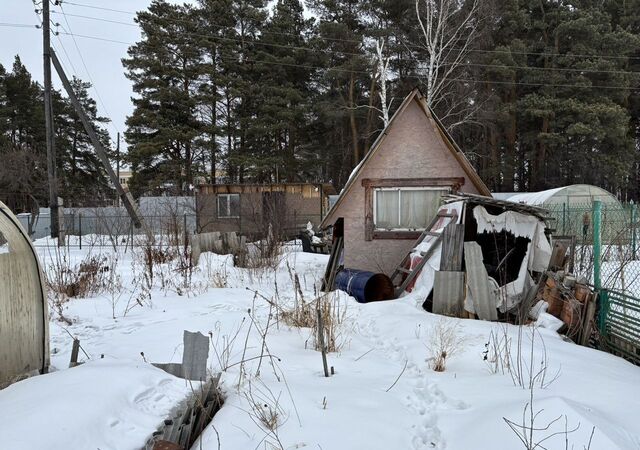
[373,186,448,231]
[217,193,240,219]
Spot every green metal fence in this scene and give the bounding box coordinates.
[598,289,640,365]
[590,200,640,365]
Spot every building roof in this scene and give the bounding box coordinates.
[321,88,491,227]
[198,182,336,195]
[495,185,620,206]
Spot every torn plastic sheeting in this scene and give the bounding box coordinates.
[473,206,551,273]
[472,206,551,312]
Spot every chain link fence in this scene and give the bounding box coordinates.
[22,211,323,249]
[545,202,639,295]
[577,200,640,364]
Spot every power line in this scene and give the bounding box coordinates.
[57,4,120,135]
[60,0,640,62]
[53,10,640,77]
[56,30,640,91]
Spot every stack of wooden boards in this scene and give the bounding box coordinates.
[538,271,597,345]
[145,376,223,450]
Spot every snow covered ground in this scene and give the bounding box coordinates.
[2,238,640,449]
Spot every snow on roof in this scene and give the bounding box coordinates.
[503,185,621,206]
[507,187,565,205]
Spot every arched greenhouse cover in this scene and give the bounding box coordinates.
[0,201,49,388]
[507,184,621,207]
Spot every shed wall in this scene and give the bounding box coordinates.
[336,99,482,275]
[197,185,329,236]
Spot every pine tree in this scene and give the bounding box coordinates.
[124,0,205,196]
[249,0,315,181]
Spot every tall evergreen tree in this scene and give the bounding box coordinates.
[124,0,205,196]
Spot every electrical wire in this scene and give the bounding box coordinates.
[60,0,640,62]
[51,10,640,77]
[55,30,640,91]
[57,3,120,134]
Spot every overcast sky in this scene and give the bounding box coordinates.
[1,0,189,151]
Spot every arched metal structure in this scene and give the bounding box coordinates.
[0,201,49,388]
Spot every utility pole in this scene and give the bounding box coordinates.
[116,132,120,207]
[43,0,60,239]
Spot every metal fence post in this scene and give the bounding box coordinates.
[631,202,637,260]
[562,202,566,235]
[78,213,82,250]
[183,212,188,248]
[597,289,609,334]
[593,200,602,290]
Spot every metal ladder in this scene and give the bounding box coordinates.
[390,210,458,297]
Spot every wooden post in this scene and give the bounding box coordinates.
[42,0,59,240]
[69,338,80,368]
[316,308,330,377]
[50,49,144,229]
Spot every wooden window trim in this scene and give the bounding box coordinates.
[362,177,464,241]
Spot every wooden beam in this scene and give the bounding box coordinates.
[50,49,143,229]
[372,230,422,240]
[439,223,465,271]
[361,177,465,189]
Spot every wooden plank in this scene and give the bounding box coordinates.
[579,295,597,346]
[372,230,422,240]
[364,184,373,241]
[432,271,465,316]
[464,242,498,321]
[361,177,465,188]
[439,223,464,271]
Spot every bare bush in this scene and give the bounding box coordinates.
[244,380,286,450]
[509,324,560,390]
[313,293,347,353]
[504,379,595,450]
[484,325,512,375]
[427,318,464,372]
[46,247,110,299]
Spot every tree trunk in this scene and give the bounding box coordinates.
[348,73,360,166]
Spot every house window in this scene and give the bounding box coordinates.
[373,187,447,230]
[217,193,240,218]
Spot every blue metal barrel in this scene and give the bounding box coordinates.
[334,268,395,303]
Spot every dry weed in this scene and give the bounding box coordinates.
[428,318,464,372]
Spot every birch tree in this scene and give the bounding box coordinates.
[415,0,479,109]
[374,38,392,128]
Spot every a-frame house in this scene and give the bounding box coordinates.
[321,88,491,275]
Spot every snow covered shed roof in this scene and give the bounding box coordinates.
[499,185,621,207]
